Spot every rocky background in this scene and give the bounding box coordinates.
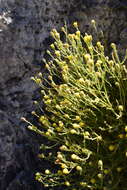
[0,0,127,189]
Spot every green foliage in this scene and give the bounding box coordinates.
[24,21,127,190]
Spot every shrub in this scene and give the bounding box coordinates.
[24,21,127,190]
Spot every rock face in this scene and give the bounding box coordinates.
[0,0,127,189]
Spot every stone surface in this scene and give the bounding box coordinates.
[0,0,127,189]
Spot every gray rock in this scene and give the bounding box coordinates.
[0,0,127,189]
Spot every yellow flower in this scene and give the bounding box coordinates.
[39,116,45,122]
[68,34,75,39]
[63,65,68,71]
[50,29,60,39]
[55,50,61,57]
[45,99,51,104]
[75,116,81,121]
[44,95,49,99]
[84,35,92,43]
[61,163,67,169]
[79,122,85,127]
[76,30,80,36]
[36,78,42,84]
[67,55,73,60]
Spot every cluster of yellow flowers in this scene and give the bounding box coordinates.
[25,21,127,190]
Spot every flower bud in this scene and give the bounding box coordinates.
[97,173,103,179]
[90,178,96,184]
[75,116,81,121]
[116,167,122,172]
[63,168,69,174]
[84,53,91,61]
[76,165,82,171]
[111,43,116,49]
[70,129,77,134]
[91,19,96,25]
[50,43,55,49]
[108,145,115,151]
[57,153,63,160]
[97,41,101,47]
[60,145,68,151]
[73,22,78,28]
[125,126,127,132]
[104,169,109,174]
[59,121,64,127]
[45,169,50,175]
[65,181,70,186]
[80,182,87,187]
[71,154,79,160]
[84,35,92,43]
[118,105,123,111]
[98,160,103,170]
[73,123,80,129]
